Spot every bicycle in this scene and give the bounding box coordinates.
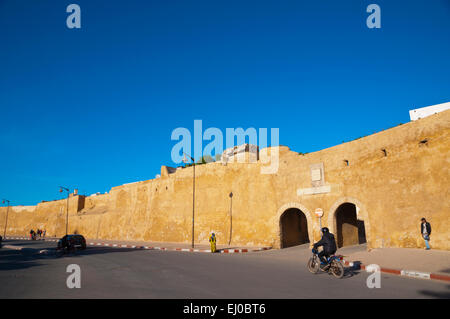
[307,249,345,279]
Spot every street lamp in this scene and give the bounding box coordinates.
[228,192,233,245]
[183,152,195,248]
[59,186,70,236]
[2,199,10,239]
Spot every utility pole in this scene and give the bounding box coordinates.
[228,192,233,245]
[2,199,10,239]
[59,186,70,236]
[183,153,195,248]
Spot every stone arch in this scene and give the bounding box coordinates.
[328,197,371,248]
[276,202,314,249]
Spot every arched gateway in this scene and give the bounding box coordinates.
[328,198,369,248]
[277,203,313,248]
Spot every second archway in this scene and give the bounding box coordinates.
[280,208,310,248]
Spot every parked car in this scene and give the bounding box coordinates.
[57,234,87,251]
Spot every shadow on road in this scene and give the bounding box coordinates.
[2,241,45,246]
[0,243,148,272]
[0,249,44,271]
[343,267,361,279]
[39,246,149,260]
[309,265,361,279]
[418,285,450,299]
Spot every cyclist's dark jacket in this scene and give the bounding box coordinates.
[313,233,337,255]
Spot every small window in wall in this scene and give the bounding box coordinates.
[343,160,349,166]
[381,149,387,157]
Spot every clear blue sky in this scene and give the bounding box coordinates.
[0,0,449,205]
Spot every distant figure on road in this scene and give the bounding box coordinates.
[209,232,217,253]
[43,229,46,238]
[421,218,432,250]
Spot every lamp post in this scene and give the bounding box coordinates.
[228,192,233,245]
[59,186,70,236]
[183,152,195,248]
[2,199,10,239]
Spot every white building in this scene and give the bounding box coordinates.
[409,102,450,121]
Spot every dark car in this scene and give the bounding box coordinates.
[57,234,87,250]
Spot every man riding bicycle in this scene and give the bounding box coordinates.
[312,227,337,270]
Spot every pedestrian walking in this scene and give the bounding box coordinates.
[209,232,217,253]
[420,218,432,250]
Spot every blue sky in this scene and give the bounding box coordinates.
[0,0,449,205]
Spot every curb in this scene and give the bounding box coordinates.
[5,237,272,253]
[3,244,25,251]
[341,259,450,283]
[5,236,58,242]
[87,241,272,254]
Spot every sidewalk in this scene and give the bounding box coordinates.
[4,236,272,254]
[339,245,450,282]
[85,238,272,253]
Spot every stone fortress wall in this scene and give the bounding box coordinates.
[1,110,449,250]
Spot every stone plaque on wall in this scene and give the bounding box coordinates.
[310,163,325,187]
[311,168,321,182]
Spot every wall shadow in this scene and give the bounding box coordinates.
[336,203,367,248]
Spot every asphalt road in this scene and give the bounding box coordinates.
[0,239,449,299]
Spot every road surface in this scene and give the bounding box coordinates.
[0,239,448,298]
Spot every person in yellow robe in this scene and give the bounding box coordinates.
[209,232,217,253]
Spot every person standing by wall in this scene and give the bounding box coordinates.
[421,218,432,250]
[209,232,217,253]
